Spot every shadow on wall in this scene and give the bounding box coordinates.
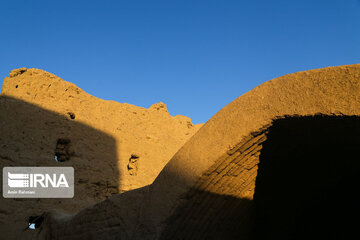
[160,115,360,240]
[160,189,255,240]
[0,95,120,238]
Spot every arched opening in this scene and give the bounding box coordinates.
[253,115,360,239]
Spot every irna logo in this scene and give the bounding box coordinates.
[8,172,69,188]
[3,167,74,198]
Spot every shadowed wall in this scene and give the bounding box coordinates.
[0,95,119,239]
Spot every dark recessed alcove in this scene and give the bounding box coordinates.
[253,115,360,240]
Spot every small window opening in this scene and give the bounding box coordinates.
[28,215,44,230]
[55,138,71,162]
[67,112,75,120]
[128,154,139,176]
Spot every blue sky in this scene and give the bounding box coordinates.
[0,0,359,123]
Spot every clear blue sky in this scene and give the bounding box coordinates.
[0,0,359,123]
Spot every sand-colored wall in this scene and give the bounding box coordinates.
[0,68,202,239]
